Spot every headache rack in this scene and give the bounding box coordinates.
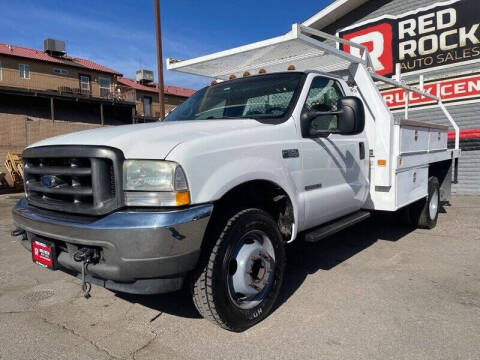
[167,23,460,188]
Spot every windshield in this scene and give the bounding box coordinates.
[165,73,304,122]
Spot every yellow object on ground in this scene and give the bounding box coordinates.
[4,152,24,190]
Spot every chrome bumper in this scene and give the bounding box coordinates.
[13,198,213,294]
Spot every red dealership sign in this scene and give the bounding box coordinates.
[338,0,480,77]
[342,23,394,76]
[381,73,480,109]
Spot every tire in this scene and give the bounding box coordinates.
[409,176,440,229]
[191,208,286,332]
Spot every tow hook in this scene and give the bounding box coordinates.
[11,228,25,237]
[73,248,100,299]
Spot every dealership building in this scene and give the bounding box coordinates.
[304,0,479,193]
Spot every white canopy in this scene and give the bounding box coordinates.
[166,24,363,80]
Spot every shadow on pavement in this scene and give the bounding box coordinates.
[117,215,417,320]
[117,287,202,319]
[274,217,416,311]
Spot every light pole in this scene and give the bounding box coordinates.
[154,0,165,120]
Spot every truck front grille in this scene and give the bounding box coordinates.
[23,146,124,216]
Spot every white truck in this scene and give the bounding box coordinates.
[12,24,460,331]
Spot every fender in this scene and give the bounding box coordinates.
[194,156,302,241]
[165,119,304,240]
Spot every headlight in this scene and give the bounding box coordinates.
[123,160,190,207]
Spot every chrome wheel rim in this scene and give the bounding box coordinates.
[429,188,439,220]
[226,230,276,310]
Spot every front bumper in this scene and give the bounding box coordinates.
[12,197,213,294]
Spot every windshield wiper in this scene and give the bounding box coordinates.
[205,116,240,120]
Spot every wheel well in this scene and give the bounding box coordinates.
[429,160,453,202]
[212,180,294,242]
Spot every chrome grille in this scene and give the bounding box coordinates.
[23,146,124,216]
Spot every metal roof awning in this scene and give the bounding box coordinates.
[167,24,367,80]
[302,0,368,30]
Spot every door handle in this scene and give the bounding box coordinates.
[359,142,365,160]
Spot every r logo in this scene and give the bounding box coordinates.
[341,23,393,76]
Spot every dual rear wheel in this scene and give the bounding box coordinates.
[409,176,440,229]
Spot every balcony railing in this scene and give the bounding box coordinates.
[58,85,91,97]
[118,88,136,103]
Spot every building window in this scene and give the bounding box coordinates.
[0,61,2,81]
[98,77,111,97]
[79,75,91,94]
[164,96,169,104]
[53,68,68,75]
[19,64,30,79]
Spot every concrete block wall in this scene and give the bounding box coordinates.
[0,113,101,172]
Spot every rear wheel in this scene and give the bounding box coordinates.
[409,176,440,229]
[191,208,286,332]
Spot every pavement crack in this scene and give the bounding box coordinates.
[0,310,29,315]
[39,316,121,359]
[131,329,158,360]
[149,312,162,323]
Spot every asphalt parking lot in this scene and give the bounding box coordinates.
[0,194,479,360]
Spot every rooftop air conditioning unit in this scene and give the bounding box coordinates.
[43,39,66,57]
[136,69,154,83]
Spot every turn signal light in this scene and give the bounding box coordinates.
[377,159,387,166]
[175,191,190,206]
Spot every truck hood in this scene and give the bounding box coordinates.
[28,119,264,159]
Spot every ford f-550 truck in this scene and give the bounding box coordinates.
[12,24,460,331]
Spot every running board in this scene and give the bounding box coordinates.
[304,210,371,243]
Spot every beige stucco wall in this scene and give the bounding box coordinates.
[0,55,116,98]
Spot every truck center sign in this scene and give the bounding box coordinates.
[338,0,479,77]
[381,73,480,109]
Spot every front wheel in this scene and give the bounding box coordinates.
[191,208,286,331]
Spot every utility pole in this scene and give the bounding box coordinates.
[154,0,165,120]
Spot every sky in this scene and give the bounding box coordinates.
[1,0,333,90]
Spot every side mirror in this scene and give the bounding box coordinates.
[301,96,365,137]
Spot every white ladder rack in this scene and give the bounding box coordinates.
[167,23,460,187]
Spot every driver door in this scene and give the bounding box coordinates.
[300,76,369,230]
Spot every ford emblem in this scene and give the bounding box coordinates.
[40,175,65,188]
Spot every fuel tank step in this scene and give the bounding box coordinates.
[304,210,371,243]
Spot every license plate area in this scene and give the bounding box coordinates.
[32,238,57,270]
